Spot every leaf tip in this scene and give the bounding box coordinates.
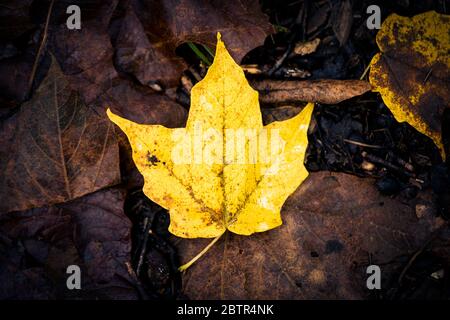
[105,107,116,123]
[216,32,225,52]
[105,107,124,129]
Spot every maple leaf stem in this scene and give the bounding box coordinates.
[178,231,225,272]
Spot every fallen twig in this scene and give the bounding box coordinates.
[28,0,54,95]
[362,152,415,178]
[343,139,384,149]
[251,79,371,105]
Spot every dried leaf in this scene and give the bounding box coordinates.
[176,172,445,299]
[50,3,187,192]
[0,188,139,299]
[369,11,450,159]
[0,57,120,213]
[262,105,305,125]
[293,38,321,56]
[31,0,106,25]
[331,0,353,46]
[0,48,36,106]
[50,1,187,128]
[107,35,314,238]
[50,1,119,105]
[113,0,274,87]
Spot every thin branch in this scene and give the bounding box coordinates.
[343,138,384,149]
[28,0,55,94]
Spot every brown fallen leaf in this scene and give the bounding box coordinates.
[111,1,181,88]
[0,57,120,213]
[261,105,305,125]
[251,79,371,105]
[0,188,140,299]
[0,36,50,107]
[369,11,450,159]
[306,2,330,37]
[0,1,105,106]
[331,0,353,46]
[49,3,188,192]
[49,1,119,105]
[113,0,274,87]
[50,1,187,128]
[31,0,107,25]
[99,80,188,128]
[175,172,446,299]
[0,48,36,106]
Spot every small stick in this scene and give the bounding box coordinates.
[251,79,371,105]
[135,217,150,276]
[362,152,415,177]
[423,67,433,85]
[267,45,293,76]
[343,139,384,149]
[28,0,54,94]
[359,63,371,80]
[398,238,433,284]
[188,66,202,82]
[267,1,309,76]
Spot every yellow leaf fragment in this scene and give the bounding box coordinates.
[107,33,313,238]
[369,11,450,159]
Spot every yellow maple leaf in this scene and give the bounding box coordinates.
[107,34,313,239]
[369,11,450,160]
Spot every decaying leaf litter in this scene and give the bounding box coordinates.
[369,11,450,160]
[0,0,449,299]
